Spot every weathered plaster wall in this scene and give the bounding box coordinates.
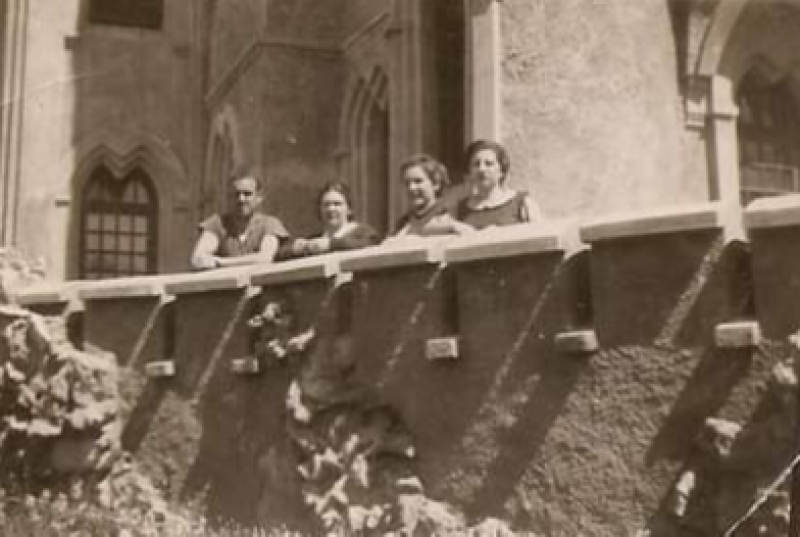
[208,0,265,88]
[16,1,201,277]
[257,48,344,236]
[498,0,702,219]
[342,0,390,41]
[207,0,346,237]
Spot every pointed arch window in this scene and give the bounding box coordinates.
[345,70,389,234]
[737,71,800,205]
[79,166,158,279]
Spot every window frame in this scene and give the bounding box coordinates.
[79,165,159,280]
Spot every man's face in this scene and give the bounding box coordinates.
[230,177,263,218]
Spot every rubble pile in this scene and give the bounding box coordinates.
[0,304,120,485]
[0,247,44,304]
[0,249,188,534]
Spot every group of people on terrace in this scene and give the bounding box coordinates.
[190,140,542,271]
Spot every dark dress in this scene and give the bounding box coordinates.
[393,202,464,237]
[456,191,534,230]
[278,222,379,260]
[199,212,289,257]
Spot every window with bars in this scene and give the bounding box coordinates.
[79,166,158,280]
[737,71,800,205]
[88,0,164,30]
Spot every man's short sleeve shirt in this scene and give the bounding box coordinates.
[199,213,289,257]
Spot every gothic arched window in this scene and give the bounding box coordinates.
[737,71,800,205]
[79,166,158,279]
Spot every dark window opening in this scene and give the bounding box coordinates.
[88,0,164,30]
[79,166,158,279]
[433,1,465,179]
[364,98,390,236]
[737,71,800,205]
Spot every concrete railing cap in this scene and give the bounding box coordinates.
[163,266,252,295]
[744,193,800,230]
[579,201,743,243]
[13,281,76,306]
[339,237,447,273]
[250,254,341,286]
[75,274,167,300]
[443,220,582,264]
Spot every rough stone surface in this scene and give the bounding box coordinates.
[0,248,45,304]
[0,305,120,479]
[499,0,705,220]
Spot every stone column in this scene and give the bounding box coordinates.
[705,76,741,206]
[386,0,436,225]
[465,0,501,142]
[0,0,28,245]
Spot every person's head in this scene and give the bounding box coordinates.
[317,181,354,232]
[400,154,449,214]
[228,173,264,219]
[464,140,510,196]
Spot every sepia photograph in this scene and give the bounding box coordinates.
[0,0,797,535]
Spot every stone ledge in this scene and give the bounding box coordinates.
[443,221,579,265]
[251,255,340,287]
[163,267,252,295]
[554,329,599,354]
[744,194,800,230]
[14,282,75,306]
[714,320,761,348]
[76,275,166,301]
[144,361,176,378]
[580,202,738,243]
[339,238,445,273]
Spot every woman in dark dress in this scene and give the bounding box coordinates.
[457,140,542,229]
[282,181,379,258]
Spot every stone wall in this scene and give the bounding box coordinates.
[16,0,202,278]
[14,200,798,535]
[497,0,706,220]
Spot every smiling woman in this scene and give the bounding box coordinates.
[391,154,473,238]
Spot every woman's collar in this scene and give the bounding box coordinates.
[467,187,515,210]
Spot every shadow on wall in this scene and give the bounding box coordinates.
[178,282,340,530]
[438,252,593,522]
[646,343,796,536]
[336,251,594,524]
[645,346,753,465]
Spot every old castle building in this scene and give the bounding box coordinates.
[0,0,798,278]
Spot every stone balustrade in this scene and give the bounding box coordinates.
[9,203,796,534]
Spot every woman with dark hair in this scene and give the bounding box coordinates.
[457,140,542,229]
[282,181,379,258]
[392,153,472,237]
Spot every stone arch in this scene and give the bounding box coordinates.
[695,0,748,77]
[690,0,800,206]
[64,129,189,278]
[203,105,243,217]
[338,67,389,232]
